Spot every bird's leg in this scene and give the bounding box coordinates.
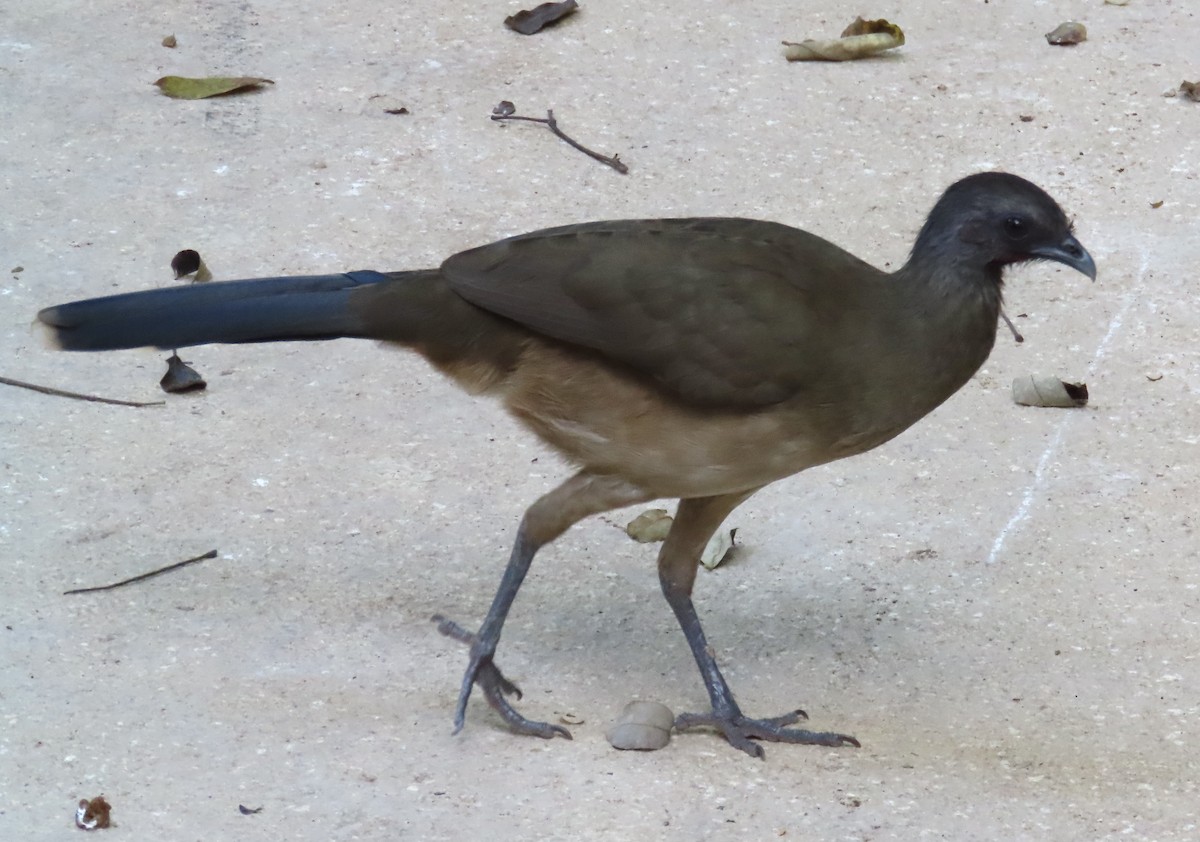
[436,471,651,740]
[660,494,860,758]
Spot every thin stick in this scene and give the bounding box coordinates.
[1000,310,1025,344]
[63,549,218,595]
[0,375,165,408]
[492,108,629,174]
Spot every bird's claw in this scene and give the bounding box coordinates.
[674,708,859,758]
[433,614,572,741]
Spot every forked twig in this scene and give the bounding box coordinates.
[491,102,629,174]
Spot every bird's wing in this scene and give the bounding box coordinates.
[441,217,885,408]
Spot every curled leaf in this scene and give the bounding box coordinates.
[161,353,207,393]
[154,75,274,99]
[505,0,578,35]
[1012,376,1088,408]
[784,17,904,62]
[1045,22,1087,45]
[626,509,672,543]
[75,796,112,830]
[171,249,200,277]
[700,527,737,570]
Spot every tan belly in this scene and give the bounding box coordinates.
[496,342,834,498]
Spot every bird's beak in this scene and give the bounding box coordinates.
[1030,234,1097,281]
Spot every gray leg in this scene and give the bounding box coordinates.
[658,493,860,758]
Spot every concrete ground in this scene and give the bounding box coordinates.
[2,0,1198,839]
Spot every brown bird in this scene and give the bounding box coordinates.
[37,172,1095,757]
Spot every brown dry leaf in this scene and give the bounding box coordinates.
[154,75,274,99]
[626,509,672,542]
[75,796,112,830]
[505,0,578,35]
[162,34,177,48]
[1180,81,1200,102]
[1150,200,1164,209]
[1045,22,1087,45]
[784,17,904,62]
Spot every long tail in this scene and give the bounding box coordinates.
[37,270,405,351]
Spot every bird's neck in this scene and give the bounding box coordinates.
[888,254,1004,406]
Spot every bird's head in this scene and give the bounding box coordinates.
[910,172,1097,283]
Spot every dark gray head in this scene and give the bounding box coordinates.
[909,172,1096,283]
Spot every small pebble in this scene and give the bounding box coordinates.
[607,701,674,751]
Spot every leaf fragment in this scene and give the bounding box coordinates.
[161,353,207,393]
[700,527,737,570]
[162,34,177,48]
[1179,81,1200,102]
[784,17,904,62]
[505,0,578,35]
[154,75,274,99]
[626,509,672,543]
[75,796,112,830]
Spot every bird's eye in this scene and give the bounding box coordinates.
[1004,217,1028,239]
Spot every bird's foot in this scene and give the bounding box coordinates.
[674,707,859,758]
[432,614,571,741]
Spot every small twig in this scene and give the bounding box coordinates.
[0,375,166,408]
[63,549,218,595]
[491,104,629,174]
[1000,310,1025,344]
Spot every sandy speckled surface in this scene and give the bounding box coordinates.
[2,1,1198,839]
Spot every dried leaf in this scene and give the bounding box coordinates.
[700,527,738,570]
[1104,0,1130,5]
[161,353,207,393]
[75,796,112,830]
[171,249,199,277]
[626,509,672,542]
[1045,22,1087,46]
[1150,200,1163,209]
[505,0,578,35]
[784,17,904,62]
[1012,375,1088,408]
[162,34,177,48]
[154,75,274,99]
[1180,81,1200,102]
[171,249,211,281]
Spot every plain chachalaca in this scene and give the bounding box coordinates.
[37,172,1096,758]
